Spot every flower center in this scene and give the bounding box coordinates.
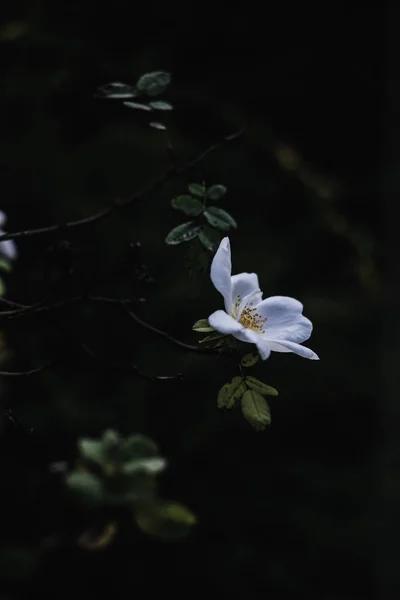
[232,295,267,334]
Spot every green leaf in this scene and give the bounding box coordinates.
[135,501,197,539]
[206,184,227,201]
[123,101,152,111]
[188,183,206,198]
[192,318,215,333]
[136,71,171,96]
[241,390,271,431]
[171,195,203,216]
[165,222,201,245]
[122,457,167,475]
[0,258,11,272]
[149,100,173,110]
[204,207,237,231]
[78,439,105,465]
[121,434,159,461]
[198,331,226,345]
[0,277,5,297]
[217,376,247,409]
[66,472,104,505]
[245,376,279,396]
[198,226,221,252]
[241,353,260,368]
[95,82,137,99]
[149,122,167,130]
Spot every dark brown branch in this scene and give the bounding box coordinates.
[0,126,246,243]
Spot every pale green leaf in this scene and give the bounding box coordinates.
[188,183,206,198]
[136,71,171,96]
[198,226,221,251]
[206,184,227,201]
[66,472,103,504]
[204,207,237,231]
[217,376,247,409]
[123,101,152,111]
[165,222,201,245]
[78,439,105,465]
[149,100,173,110]
[96,82,137,99]
[192,318,215,333]
[149,122,167,130]
[241,390,271,431]
[171,195,203,216]
[136,501,197,539]
[241,353,260,367]
[122,457,167,475]
[198,331,226,345]
[246,376,279,396]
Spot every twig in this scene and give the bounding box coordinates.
[0,361,52,377]
[78,341,182,381]
[0,126,246,243]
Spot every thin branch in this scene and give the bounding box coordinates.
[78,341,182,381]
[0,126,246,243]
[0,361,52,377]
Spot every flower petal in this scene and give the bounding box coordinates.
[268,339,319,360]
[231,273,262,308]
[210,237,233,313]
[0,211,6,227]
[256,296,312,343]
[0,236,17,261]
[233,328,271,360]
[208,310,244,335]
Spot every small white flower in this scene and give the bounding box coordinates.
[0,210,17,261]
[208,237,319,361]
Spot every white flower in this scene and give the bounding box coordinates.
[0,210,17,261]
[208,237,319,361]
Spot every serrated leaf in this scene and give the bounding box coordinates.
[192,318,215,333]
[95,82,137,99]
[188,183,205,198]
[165,222,201,245]
[217,376,247,409]
[245,376,279,396]
[136,71,171,96]
[198,226,221,252]
[198,331,226,344]
[204,207,237,231]
[206,184,227,201]
[241,353,260,368]
[122,457,167,475]
[171,195,203,216]
[149,122,167,130]
[241,390,271,430]
[123,101,152,111]
[66,472,103,504]
[135,501,197,539]
[149,100,173,110]
[78,439,105,465]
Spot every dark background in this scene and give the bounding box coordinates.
[0,0,397,598]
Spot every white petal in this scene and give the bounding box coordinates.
[256,296,312,343]
[231,273,262,308]
[210,237,233,313]
[233,328,271,360]
[0,237,17,261]
[268,339,319,360]
[208,310,244,335]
